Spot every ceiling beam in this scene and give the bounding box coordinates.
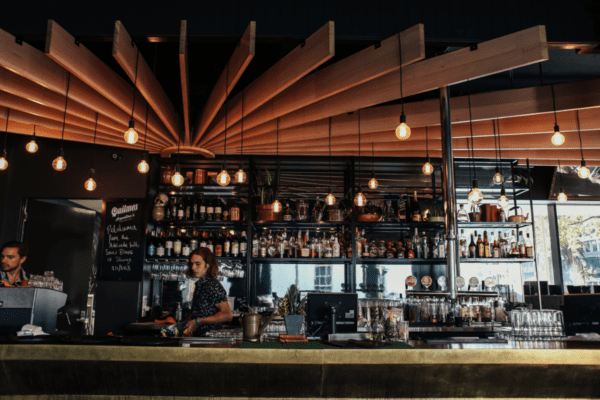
[179,20,191,146]
[206,25,548,150]
[193,21,335,147]
[112,21,180,142]
[45,20,178,144]
[192,21,255,146]
[200,23,425,148]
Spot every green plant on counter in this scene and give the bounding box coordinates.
[254,169,280,204]
[278,284,307,316]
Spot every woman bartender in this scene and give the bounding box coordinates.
[185,247,233,336]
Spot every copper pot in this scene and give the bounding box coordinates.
[194,169,207,184]
[357,213,380,222]
[160,166,175,184]
[256,204,281,221]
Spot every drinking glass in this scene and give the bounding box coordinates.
[44,271,54,279]
[397,321,409,342]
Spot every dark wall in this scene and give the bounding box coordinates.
[0,133,149,245]
[0,0,598,43]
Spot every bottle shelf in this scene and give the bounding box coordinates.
[459,258,535,263]
[252,220,350,229]
[146,256,247,263]
[357,258,447,265]
[152,220,247,228]
[356,221,445,231]
[252,257,348,264]
[458,222,532,229]
[406,290,499,297]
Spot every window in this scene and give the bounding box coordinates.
[256,263,345,299]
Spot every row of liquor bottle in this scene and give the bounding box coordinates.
[157,195,245,222]
[458,229,534,259]
[146,229,248,258]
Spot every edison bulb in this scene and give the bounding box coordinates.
[557,189,567,202]
[325,192,336,206]
[468,187,483,204]
[172,171,184,186]
[84,177,97,191]
[493,168,503,184]
[422,161,434,175]
[217,169,231,186]
[0,155,7,170]
[272,199,282,213]
[368,177,378,189]
[395,122,411,140]
[354,191,367,207]
[124,119,138,144]
[26,140,38,153]
[578,165,591,179]
[551,128,565,146]
[52,156,67,171]
[138,159,149,173]
[234,168,247,184]
[497,194,510,209]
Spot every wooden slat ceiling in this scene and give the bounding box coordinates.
[1,20,598,167]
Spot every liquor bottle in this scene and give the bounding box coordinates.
[156,231,166,257]
[165,229,174,257]
[397,196,407,221]
[439,234,446,258]
[477,231,484,258]
[411,191,421,222]
[324,236,333,258]
[492,237,501,258]
[459,229,467,258]
[177,198,185,221]
[457,204,470,222]
[483,231,490,258]
[165,198,172,221]
[173,231,183,257]
[332,234,341,258]
[421,232,428,259]
[414,228,421,258]
[206,199,214,221]
[259,233,268,258]
[223,232,231,257]
[185,197,192,220]
[240,231,248,257]
[433,233,440,258]
[192,195,200,220]
[317,233,325,258]
[200,231,207,249]
[281,230,289,258]
[251,233,259,258]
[231,232,240,257]
[182,232,191,257]
[469,233,477,258]
[199,195,206,221]
[170,198,178,222]
[397,233,406,258]
[206,231,215,254]
[526,233,534,258]
[190,230,199,251]
[147,230,156,257]
[214,198,222,221]
[302,230,311,258]
[283,202,292,221]
[407,235,415,259]
[518,232,527,258]
[510,230,519,257]
[312,197,322,222]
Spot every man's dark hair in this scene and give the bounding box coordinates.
[1,241,28,258]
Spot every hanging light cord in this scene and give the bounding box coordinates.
[558,159,563,187]
[329,116,332,187]
[130,49,140,118]
[372,142,375,171]
[3,108,10,152]
[240,89,244,156]
[91,112,98,170]
[143,103,149,152]
[358,109,362,185]
[223,62,229,163]
[60,72,72,147]
[398,34,404,115]
[466,136,472,185]
[551,84,558,126]
[276,117,279,156]
[493,119,499,170]
[467,82,476,181]
[497,119,503,175]
[577,110,584,161]
[425,126,429,157]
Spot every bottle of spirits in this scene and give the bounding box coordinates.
[171,198,178,222]
[469,233,477,258]
[199,231,207,248]
[510,230,519,257]
[397,233,406,258]
[177,198,185,221]
[312,197,322,222]
[185,197,193,220]
[332,234,341,258]
[259,234,268,258]
[156,231,166,257]
[483,231,490,258]
[492,237,501,258]
[526,233,534,258]
[407,232,415,259]
[199,195,206,221]
[206,231,215,254]
[214,231,223,257]
[397,196,407,221]
[214,198,222,221]
[324,236,333,258]
[414,228,422,258]
[251,233,258,258]
[240,231,248,257]
[283,202,292,221]
[459,229,467,258]
[457,204,470,222]
[192,195,200,220]
[411,191,421,222]
[439,234,446,258]
[147,230,156,257]
[165,229,174,257]
[182,232,191,258]
[165,198,172,220]
[190,230,199,251]
[433,233,440,258]
[223,232,231,257]
[206,199,214,221]
[355,228,362,259]
[421,232,428,259]
[173,231,182,257]
[518,232,527,258]
[477,231,484,258]
[301,230,311,258]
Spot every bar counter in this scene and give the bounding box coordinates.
[1,339,599,399]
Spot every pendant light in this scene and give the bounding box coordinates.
[53,72,71,172]
[171,128,184,186]
[0,108,9,170]
[355,109,367,207]
[395,39,410,140]
[550,84,565,146]
[496,120,510,209]
[492,120,503,184]
[26,125,38,153]
[557,160,567,202]
[368,142,379,189]
[124,48,140,144]
[85,113,99,191]
[575,110,591,179]
[325,116,336,206]
[137,103,150,173]
[272,117,282,213]
[422,126,433,175]
[217,62,231,186]
[466,86,483,204]
[234,89,247,184]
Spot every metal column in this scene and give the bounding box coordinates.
[440,86,458,301]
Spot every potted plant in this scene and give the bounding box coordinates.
[427,205,445,222]
[254,169,281,221]
[278,284,306,335]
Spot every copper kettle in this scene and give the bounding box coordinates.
[508,206,529,223]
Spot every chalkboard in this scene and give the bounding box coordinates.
[100,200,145,281]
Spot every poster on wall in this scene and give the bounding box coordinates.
[100,200,145,281]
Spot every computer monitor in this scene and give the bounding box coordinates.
[306,293,357,338]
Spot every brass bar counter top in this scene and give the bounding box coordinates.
[1,340,599,399]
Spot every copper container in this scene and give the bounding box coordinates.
[194,169,207,184]
[160,166,175,184]
[229,206,240,221]
[327,207,343,221]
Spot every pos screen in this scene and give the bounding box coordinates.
[306,293,358,337]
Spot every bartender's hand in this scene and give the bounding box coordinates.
[185,317,200,334]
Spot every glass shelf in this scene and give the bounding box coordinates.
[355,221,445,231]
[252,221,350,229]
[459,258,534,263]
[145,256,246,263]
[152,220,247,229]
[458,222,532,229]
[252,257,348,264]
[357,258,447,265]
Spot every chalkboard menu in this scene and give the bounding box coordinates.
[101,200,145,281]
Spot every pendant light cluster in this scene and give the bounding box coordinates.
[0,109,9,170]
[325,117,336,206]
[355,109,367,207]
[395,41,411,140]
[124,48,140,145]
[234,89,247,184]
[217,62,231,187]
[466,86,483,204]
[271,118,282,213]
